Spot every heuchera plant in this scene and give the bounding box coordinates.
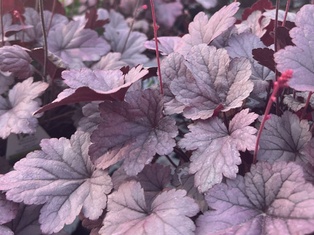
[1,0,314,234]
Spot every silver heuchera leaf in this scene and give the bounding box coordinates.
[177,2,239,55]
[100,181,199,235]
[19,8,69,43]
[0,45,33,79]
[196,162,314,235]
[274,4,314,92]
[170,44,253,120]
[179,109,258,192]
[161,52,190,115]
[257,111,312,165]
[89,89,178,175]
[48,20,110,68]
[0,77,48,139]
[0,131,112,234]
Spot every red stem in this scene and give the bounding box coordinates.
[149,0,163,95]
[253,70,293,164]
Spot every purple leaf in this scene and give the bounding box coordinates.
[242,0,274,20]
[0,77,48,139]
[252,47,276,72]
[153,0,183,28]
[170,44,253,120]
[137,163,172,204]
[226,32,274,96]
[196,161,314,235]
[48,20,110,67]
[6,203,69,235]
[80,211,105,235]
[0,45,33,79]
[257,111,312,165]
[8,204,43,235]
[0,131,112,234]
[0,13,27,40]
[0,192,19,224]
[36,65,148,113]
[180,109,258,192]
[275,4,314,92]
[236,10,271,37]
[77,102,101,133]
[89,89,178,175]
[178,2,239,55]
[100,181,199,235]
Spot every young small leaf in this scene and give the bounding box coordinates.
[178,2,239,55]
[0,78,48,139]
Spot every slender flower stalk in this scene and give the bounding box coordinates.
[253,70,293,164]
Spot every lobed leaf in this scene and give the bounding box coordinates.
[48,20,110,68]
[178,2,239,55]
[196,161,314,235]
[0,78,48,139]
[180,109,258,192]
[36,65,148,113]
[0,45,33,79]
[100,181,199,235]
[89,89,178,175]
[257,111,312,165]
[0,131,112,234]
[226,32,274,96]
[275,4,314,91]
[170,44,253,120]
